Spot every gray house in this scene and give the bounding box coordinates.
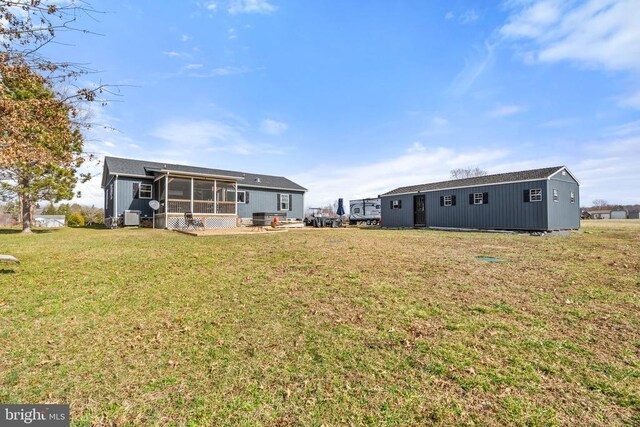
[380,166,579,231]
[102,157,307,229]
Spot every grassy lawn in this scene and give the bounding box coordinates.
[1,221,639,426]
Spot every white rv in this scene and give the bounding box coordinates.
[349,198,381,225]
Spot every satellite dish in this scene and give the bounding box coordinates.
[149,200,160,210]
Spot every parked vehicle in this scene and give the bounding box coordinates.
[349,198,381,225]
[304,207,342,227]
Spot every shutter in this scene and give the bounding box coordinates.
[390,200,394,209]
[277,194,281,210]
[451,195,456,206]
[132,183,139,199]
[469,193,474,205]
[440,196,444,206]
[245,191,249,204]
[398,200,402,209]
[523,189,530,203]
[483,192,488,204]
[289,194,293,211]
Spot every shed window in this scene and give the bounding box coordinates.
[529,189,542,202]
[469,192,489,205]
[553,189,559,202]
[391,200,402,209]
[139,184,152,199]
[570,191,575,204]
[440,195,457,206]
[353,207,361,214]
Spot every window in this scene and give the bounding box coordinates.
[353,207,361,214]
[440,195,457,207]
[470,192,488,205]
[570,191,575,204]
[391,200,402,209]
[279,194,290,211]
[553,189,559,202]
[139,184,152,199]
[530,188,542,202]
[237,191,248,204]
[375,204,381,210]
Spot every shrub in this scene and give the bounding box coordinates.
[67,212,85,227]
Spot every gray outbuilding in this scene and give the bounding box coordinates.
[380,166,580,231]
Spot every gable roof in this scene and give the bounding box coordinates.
[101,157,307,192]
[381,166,573,196]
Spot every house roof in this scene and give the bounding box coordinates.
[381,166,571,196]
[101,156,307,192]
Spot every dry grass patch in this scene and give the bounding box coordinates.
[0,222,639,426]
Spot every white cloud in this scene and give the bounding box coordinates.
[259,119,288,136]
[617,89,640,109]
[539,117,579,128]
[445,11,455,20]
[163,51,186,58]
[183,63,204,70]
[501,0,640,72]
[459,9,480,24]
[205,1,217,11]
[292,145,508,209]
[487,104,526,118]
[228,0,277,15]
[181,34,192,42]
[104,141,115,148]
[228,28,237,40]
[449,42,495,95]
[152,119,284,156]
[189,66,249,77]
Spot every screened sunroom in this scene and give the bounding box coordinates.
[153,171,242,229]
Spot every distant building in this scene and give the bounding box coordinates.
[629,210,640,219]
[380,166,580,231]
[610,210,627,219]
[588,210,611,219]
[34,215,66,227]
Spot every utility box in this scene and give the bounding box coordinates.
[252,212,287,226]
[124,210,141,226]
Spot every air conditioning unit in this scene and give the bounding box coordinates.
[124,210,141,226]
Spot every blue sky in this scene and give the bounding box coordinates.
[59,0,639,207]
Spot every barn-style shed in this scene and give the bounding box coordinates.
[380,166,580,231]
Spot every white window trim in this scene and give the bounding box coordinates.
[530,188,542,202]
[280,194,290,211]
[392,200,401,209]
[570,191,575,204]
[237,190,247,204]
[553,189,559,202]
[139,183,152,199]
[473,193,483,205]
[444,195,452,206]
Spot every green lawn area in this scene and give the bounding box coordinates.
[1,221,639,426]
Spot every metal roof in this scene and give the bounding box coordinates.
[101,156,307,191]
[381,166,569,196]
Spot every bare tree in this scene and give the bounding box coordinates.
[450,167,488,179]
[592,199,609,208]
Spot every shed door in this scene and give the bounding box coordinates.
[413,195,426,227]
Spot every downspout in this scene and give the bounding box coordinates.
[165,172,169,229]
[190,177,194,213]
[114,175,118,219]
